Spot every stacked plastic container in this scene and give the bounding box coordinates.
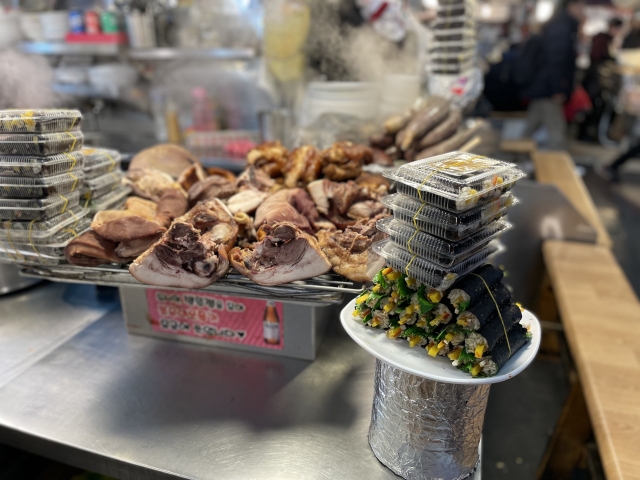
[429,0,476,76]
[0,109,90,265]
[81,147,129,214]
[376,151,525,291]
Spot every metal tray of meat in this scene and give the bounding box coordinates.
[384,152,525,212]
[0,190,81,221]
[0,131,83,156]
[82,171,123,201]
[82,148,122,179]
[381,193,517,241]
[0,171,84,198]
[0,206,88,241]
[372,238,498,291]
[376,217,511,267]
[88,185,130,213]
[0,151,84,177]
[0,109,82,134]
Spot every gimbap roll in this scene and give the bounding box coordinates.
[475,325,530,376]
[464,304,523,358]
[447,264,504,313]
[456,283,511,330]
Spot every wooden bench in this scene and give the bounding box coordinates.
[541,240,640,480]
[532,151,613,248]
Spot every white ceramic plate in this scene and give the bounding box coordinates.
[341,298,541,385]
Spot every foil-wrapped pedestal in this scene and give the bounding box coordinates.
[368,360,490,480]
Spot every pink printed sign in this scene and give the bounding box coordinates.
[146,289,284,350]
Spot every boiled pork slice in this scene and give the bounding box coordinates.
[154,188,189,228]
[130,199,238,288]
[254,187,325,234]
[188,175,236,205]
[235,166,275,192]
[246,141,288,178]
[316,215,388,283]
[64,230,128,267]
[226,188,268,215]
[347,200,386,220]
[128,144,198,179]
[229,222,331,286]
[284,145,322,188]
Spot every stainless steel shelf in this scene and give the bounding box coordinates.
[127,47,256,61]
[18,42,256,61]
[18,41,123,56]
[19,263,362,304]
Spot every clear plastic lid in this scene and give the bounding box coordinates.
[0,217,91,258]
[0,109,82,134]
[384,152,525,212]
[88,185,131,213]
[0,171,85,198]
[0,151,84,177]
[82,148,122,179]
[0,131,84,156]
[372,239,498,291]
[0,206,88,241]
[0,249,66,265]
[381,193,517,241]
[0,191,81,221]
[376,217,511,267]
[82,171,123,200]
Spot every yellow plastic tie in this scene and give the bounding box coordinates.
[68,208,80,228]
[407,202,427,254]
[61,228,79,238]
[83,194,91,209]
[470,272,511,356]
[64,131,78,151]
[105,151,116,172]
[28,219,44,264]
[110,172,120,190]
[63,152,78,172]
[58,194,69,214]
[404,253,418,277]
[3,221,24,261]
[67,172,79,191]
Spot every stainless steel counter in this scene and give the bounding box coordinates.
[0,282,481,480]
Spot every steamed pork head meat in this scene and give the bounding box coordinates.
[355,173,390,198]
[316,215,388,283]
[284,145,323,188]
[130,199,238,288]
[207,167,236,184]
[124,197,157,220]
[226,188,268,215]
[128,144,198,179]
[154,188,189,228]
[93,215,167,260]
[188,175,236,205]
[321,142,372,181]
[254,187,327,234]
[124,168,178,202]
[234,211,258,248]
[307,179,365,216]
[235,166,275,192]
[177,163,207,191]
[347,200,386,220]
[64,230,128,267]
[246,141,288,178]
[229,222,331,286]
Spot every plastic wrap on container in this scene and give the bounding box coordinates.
[368,359,489,480]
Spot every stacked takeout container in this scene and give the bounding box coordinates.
[429,0,476,76]
[376,151,525,291]
[0,109,90,265]
[81,147,129,214]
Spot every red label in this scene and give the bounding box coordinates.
[146,289,284,350]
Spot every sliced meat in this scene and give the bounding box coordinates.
[246,141,288,178]
[316,215,389,282]
[226,189,268,215]
[91,210,137,231]
[128,144,198,179]
[124,169,177,202]
[347,200,386,220]
[94,216,166,243]
[115,233,163,259]
[254,187,324,234]
[177,163,207,191]
[354,173,390,199]
[284,145,322,188]
[188,175,236,205]
[130,199,238,288]
[154,188,189,228]
[207,167,236,183]
[321,142,370,181]
[64,230,127,267]
[229,222,331,286]
[124,197,157,219]
[235,165,275,192]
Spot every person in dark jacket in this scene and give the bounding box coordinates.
[522,0,585,150]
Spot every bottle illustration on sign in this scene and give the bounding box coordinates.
[263,301,280,345]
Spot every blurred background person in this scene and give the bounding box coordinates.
[521,0,586,150]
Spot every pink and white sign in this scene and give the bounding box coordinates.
[146,289,284,350]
